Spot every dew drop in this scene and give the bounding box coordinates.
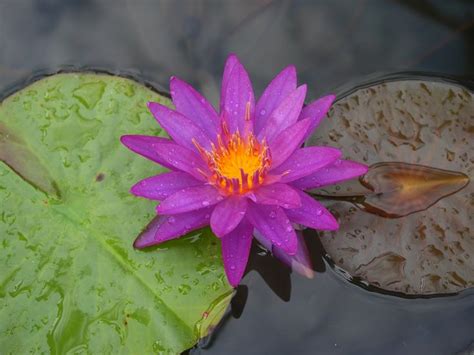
[260,109,266,116]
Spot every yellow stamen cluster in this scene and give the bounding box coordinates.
[195,125,271,195]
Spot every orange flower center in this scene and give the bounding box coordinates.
[194,125,271,195]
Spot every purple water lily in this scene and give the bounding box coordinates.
[121,54,367,287]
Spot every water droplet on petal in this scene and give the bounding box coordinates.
[202,201,210,206]
[260,109,266,116]
[269,211,276,219]
[168,216,176,224]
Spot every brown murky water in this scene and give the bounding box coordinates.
[307,79,473,295]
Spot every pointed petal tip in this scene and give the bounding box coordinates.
[119,134,130,146]
[169,75,183,86]
[120,134,137,145]
[323,215,340,231]
[129,182,149,198]
[224,266,242,287]
[285,64,296,74]
[120,134,148,152]
[331,147,343,160]
[222,258,246,288]
[348,160,370,176]
[146,101,158,114]
[327,93,337,101]
[147,101,163,112]
[129,185,138,196]
[274,64,296,80]
[360,163,370,175]
[296,84,308,100]
[226,52,239,62]
[133,235,155,249]
[229,280,239,288]
[133,238,145,249]
[317,94,336,106]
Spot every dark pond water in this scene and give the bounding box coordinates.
[1,1,473,354]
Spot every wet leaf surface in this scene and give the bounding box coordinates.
[0,73,232,353]
[307,79,473,295]
[0,122,59,197]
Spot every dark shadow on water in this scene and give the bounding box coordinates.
[245,241,292,302]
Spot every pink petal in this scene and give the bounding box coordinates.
[258,85,307,143]
[133,208,212,249]
[147,102,211,151]
[299,94,336,141]
[131,171,203,200]
[271,146,342,182]
[246,202,297,255]
[121,135,208,181]
[291,159,368,190]
[255,65,297,134]
[170,76,220,139]
[120,135,175,169]
[157,185,223,215]
[220,56,255,134]
[253,183,301,209]
[285,190,339,230]
[254,230,314,279]
[221,218,253,287]
[210,196,248,238]
[268,118,312,169]
[220,54,239,111]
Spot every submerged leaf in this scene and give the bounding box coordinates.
[307,79,473,295]
[0,122,59,198]
[0,73,231,353]
[360,162,469,218]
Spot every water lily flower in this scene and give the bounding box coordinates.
[121,54,368,287]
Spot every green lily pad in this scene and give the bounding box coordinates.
[0,72,232,354]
